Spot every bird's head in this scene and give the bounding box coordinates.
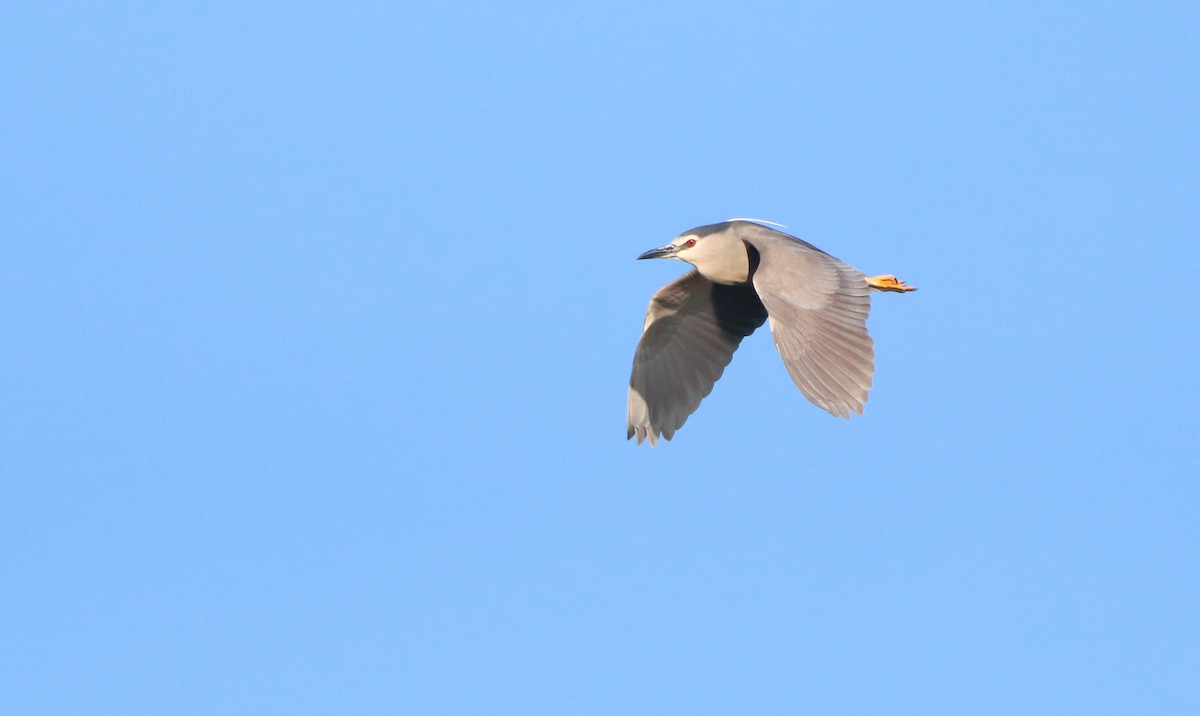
[637,222,752,285]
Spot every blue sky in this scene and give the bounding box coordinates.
[3,2,1198,714]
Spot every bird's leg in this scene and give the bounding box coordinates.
[866,275,917,292]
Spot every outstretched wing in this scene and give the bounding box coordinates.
[743,226,875,418]
[628,270,767,445]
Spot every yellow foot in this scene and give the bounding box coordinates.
[866,274,917,292]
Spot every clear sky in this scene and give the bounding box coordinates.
[3,2,1198,714]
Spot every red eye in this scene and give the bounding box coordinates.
[684,238,697,248]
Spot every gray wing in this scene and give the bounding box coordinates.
[628,270,767,445]
[743,226,875,418]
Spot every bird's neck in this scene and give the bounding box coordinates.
[693,241,754,285]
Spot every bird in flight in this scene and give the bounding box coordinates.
[628,219,916,445]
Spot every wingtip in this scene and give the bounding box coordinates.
[628,424,662,446]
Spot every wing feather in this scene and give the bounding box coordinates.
[743,225,877,418]
[627,270,767,445]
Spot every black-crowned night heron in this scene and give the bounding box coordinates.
[628,219,916,445]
